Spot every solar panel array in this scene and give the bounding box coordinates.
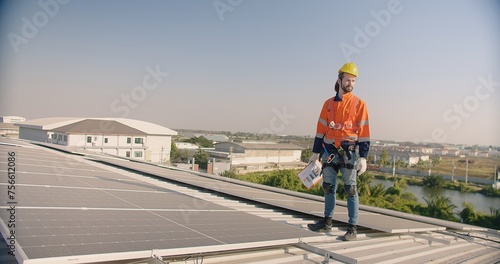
[0,141,322,263]
[92,156,446,233]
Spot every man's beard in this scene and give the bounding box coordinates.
[341,84,353,93]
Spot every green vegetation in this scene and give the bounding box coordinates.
[170,142,189,163]
[413,156,499,179]
[301,148,313,163]
[221,169,500,230]
[422,175,445,188]
[193,148,209,169]
[181,136,214,148]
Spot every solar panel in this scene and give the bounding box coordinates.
[91,157,445,233]
[0,142,322,263]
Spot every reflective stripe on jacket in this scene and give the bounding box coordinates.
[313,92,370,152]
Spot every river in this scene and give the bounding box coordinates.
[372,179,500,215]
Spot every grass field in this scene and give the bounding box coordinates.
[416,156,500,179]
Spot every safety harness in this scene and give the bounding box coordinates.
[322,95,359,171]
[327,95,360,144]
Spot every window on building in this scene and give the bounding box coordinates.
[87,136,91,143]
[127,137,131,144]
[134,138,143,144]
[134,151,143,158]
[58,134,62,140]
[126,151,130,157]
[63,135,67,141]
[104,138,108,143]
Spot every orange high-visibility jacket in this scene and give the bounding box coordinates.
[312,92,370,158]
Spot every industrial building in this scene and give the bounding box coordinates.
[0,116,26,139]
[15,117,177,163]
[214,141,305,173]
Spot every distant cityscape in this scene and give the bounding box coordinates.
[1,116,499,180]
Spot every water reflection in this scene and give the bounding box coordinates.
[372,179,500,214]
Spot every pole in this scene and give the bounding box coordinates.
[495,164,498,183]
[451,159,455,182]
[160,146,164,163]
[465,157,468,185]
[278,148,281,169]
[392,155,395,178]
[229,147,233,171]
[428,159,432,176]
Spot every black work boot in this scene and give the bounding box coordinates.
[307,218,332,232]
[342,224,357,241]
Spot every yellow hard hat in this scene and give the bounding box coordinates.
[338,62,358,77]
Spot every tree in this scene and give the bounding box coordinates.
[369,183,386,198]
[357,172,374,197]
[459,202,478,224]
[379,149,390,167]
[170,142,179,162]
[179,149,189,162]
[193,148,209,169]
[422,175,445,188]
[423,195,458,221]
[182,137,214,148]
[301,148,312,163]
[393,177,408,190]
[266,170,303,191]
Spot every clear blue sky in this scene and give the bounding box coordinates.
[1,0,499,146]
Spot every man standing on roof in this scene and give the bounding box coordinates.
[307,62,370,241]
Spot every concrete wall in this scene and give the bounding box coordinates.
[19,127,49,142]
[61,133,171,163]
[147,135,172,163]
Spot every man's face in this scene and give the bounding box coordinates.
[339,73,356,93]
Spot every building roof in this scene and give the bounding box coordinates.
[0,116,26,123]
[200,134,229,142]
[1,137,498,264]
[182,133,229,142]
[52,119,147,135]
[15,117,85,130]
[15,117,177,136]
[216,141,304,150]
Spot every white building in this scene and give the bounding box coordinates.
[174,142,200,149]
[214,141,304,173]
[16,117,177,163]
[0,116,26,123]
[0,116,26,138]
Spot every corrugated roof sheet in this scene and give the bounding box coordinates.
[52,119,147,135]
[15,117,177,136]
[216,141,304,150]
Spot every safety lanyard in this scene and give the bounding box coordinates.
[322,143,336,163]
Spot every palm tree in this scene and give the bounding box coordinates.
[370,183,386,198]
[422,175,445,188]
[357,172,374,197]
[423,195,458,221]
[459,202,478,224]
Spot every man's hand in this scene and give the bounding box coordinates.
[356,157,367,175]
[309,152,320,163]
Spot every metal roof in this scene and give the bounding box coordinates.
[0,138,499,264]
[15,117,177,136]
[52,119,147,135]
[216,141,304,150]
